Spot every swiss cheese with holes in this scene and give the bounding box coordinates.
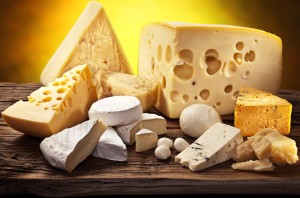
[2,64,97,138]
[138,22,282,118]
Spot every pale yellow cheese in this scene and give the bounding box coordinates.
[40,1,132,96]
[232,159,275,172]
[135,129,158,152]
[234,87,292,136]
[232,139,256,162]
[2,64,97,138]
[138,22,282,118]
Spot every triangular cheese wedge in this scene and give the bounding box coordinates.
[234,86,292,136]
[40,1,132,96]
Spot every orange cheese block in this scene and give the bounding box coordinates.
[234,86,292,136]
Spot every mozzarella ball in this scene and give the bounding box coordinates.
[157,137,173,148]
[174,138,190,152]
[155,146,171,160]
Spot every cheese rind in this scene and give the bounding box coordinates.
[40,119,107,172]
[40,1,132,96]
[138,22,282,118]
[234,86,292,136]
[1,64,97,138]
[141,113,167,135]
[91,127,127,161]
[88,96,143,126]
[175,123,243,171]
[135,129,158,152]
[114,120,142,145]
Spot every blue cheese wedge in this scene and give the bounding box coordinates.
[40,119,107,173]
[175,123,243,171]
[91,127,127,161]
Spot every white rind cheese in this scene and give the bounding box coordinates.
[114,120,142,145]
[135,129,158,152]
[138,22,282,118]
[141,113,167,135]
[40,119,107,172]
[88,96,142,126]
[175,123,243,171]
[91,127,127,161]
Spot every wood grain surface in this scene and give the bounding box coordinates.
[0,82,300,196]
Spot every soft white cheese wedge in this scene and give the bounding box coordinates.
[114,120,142,145]
[175,123,243,171]
[88,96,142,126]
[135,129,158,152]
[141,113,167,135]
[91,127,127,161]
[40,119,107,173]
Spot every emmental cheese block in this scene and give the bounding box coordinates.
[175,123,243,171]
[234,86,292,136]
[101,71,159,112]
[138,22,282,118]
[40,119,107,173]
[40,1,132,96]
[91,127,127,162]
[2,64,97,138]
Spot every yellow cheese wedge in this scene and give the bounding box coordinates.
[40,1,132,96]
[138,22,282,118]
[2,64,97,138]
[234,86,292,136]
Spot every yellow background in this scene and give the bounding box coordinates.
[0,0,299,90]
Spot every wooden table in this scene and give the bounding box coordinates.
[0,82,300,196]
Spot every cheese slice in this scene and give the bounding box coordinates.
[141,113,167,135]
[234,86,292,136]
[88,96,142,126]
[101,71,159,112]
[40,119,107,173]
[232,139,256,162]
[175,123,243,171]
[232,159,275,172]
[1,64,97,138]
[138,22,282,118]
[135,129,158,152]
[40,1,132,96]
[114,120,142,145]
[91,127,127,161]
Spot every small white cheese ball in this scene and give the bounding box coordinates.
[155,146,171,160]
[157,137,173,149]
[174,138,190,152]
[179,104,222,138]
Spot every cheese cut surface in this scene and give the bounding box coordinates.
[175,123,243,171]
[232,159,275,172]
[40,1,132,96]
[141,113,167,135]
[234,86,292,136]
[114,120,142,145]
[1,64,97,138]
[135,129,158,152]
[232,139,256,162]
[138,22,282,118]
[88,96,142,126]
[40,119,107,173]
[101,71,159,112]
[91,127,127,161]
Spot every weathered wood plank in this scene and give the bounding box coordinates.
[0,82,300,196]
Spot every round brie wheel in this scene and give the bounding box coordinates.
[88,96,142,126]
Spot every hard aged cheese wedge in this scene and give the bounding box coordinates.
[175,123,243,171]
[40,1,132,96]
[234,86,292,136]
[138,22,282,118]
[141,113,167,135]
[88,96,142,126]
[91,127,127,161]
[40,119,107,173]
[2,64,97,138]
[135,129,158,152]
[232,159,275,172]
[114,120,142,145]
[101,71,159,112]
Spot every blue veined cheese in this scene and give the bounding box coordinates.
[175,122,243,171]
[40,119,107,173]
[91,127,127,161]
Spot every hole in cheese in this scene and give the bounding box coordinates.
[216,102,222,106]
[44,107,49,110]
[233,53,243,65]
[233,91,239,100]
[72,76,78,81]
[162,76,166,89]
[205,49,219,58]
[57,87,68,94]
[52,82,59,86]
[182,94,189,103]
[63,101,67,107]
[225,85,233,93]
[236,42,244,51]
[165,45,172,63]
[199,89,210,101]
[56,97,62,101]
[76,70,80,74]
[68,97,73,108]
[43,90,51,95]
[151,57,155,75]
[206,57,221,75]
[179,49,193,63]
[224,61,237,77]
[173,64,194,80]
[42,97,52,103]
[157,45,162,62]
[254,39,258,44]
[244,50,256,62]
[170,91,180,103]
[243,70,250,79]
